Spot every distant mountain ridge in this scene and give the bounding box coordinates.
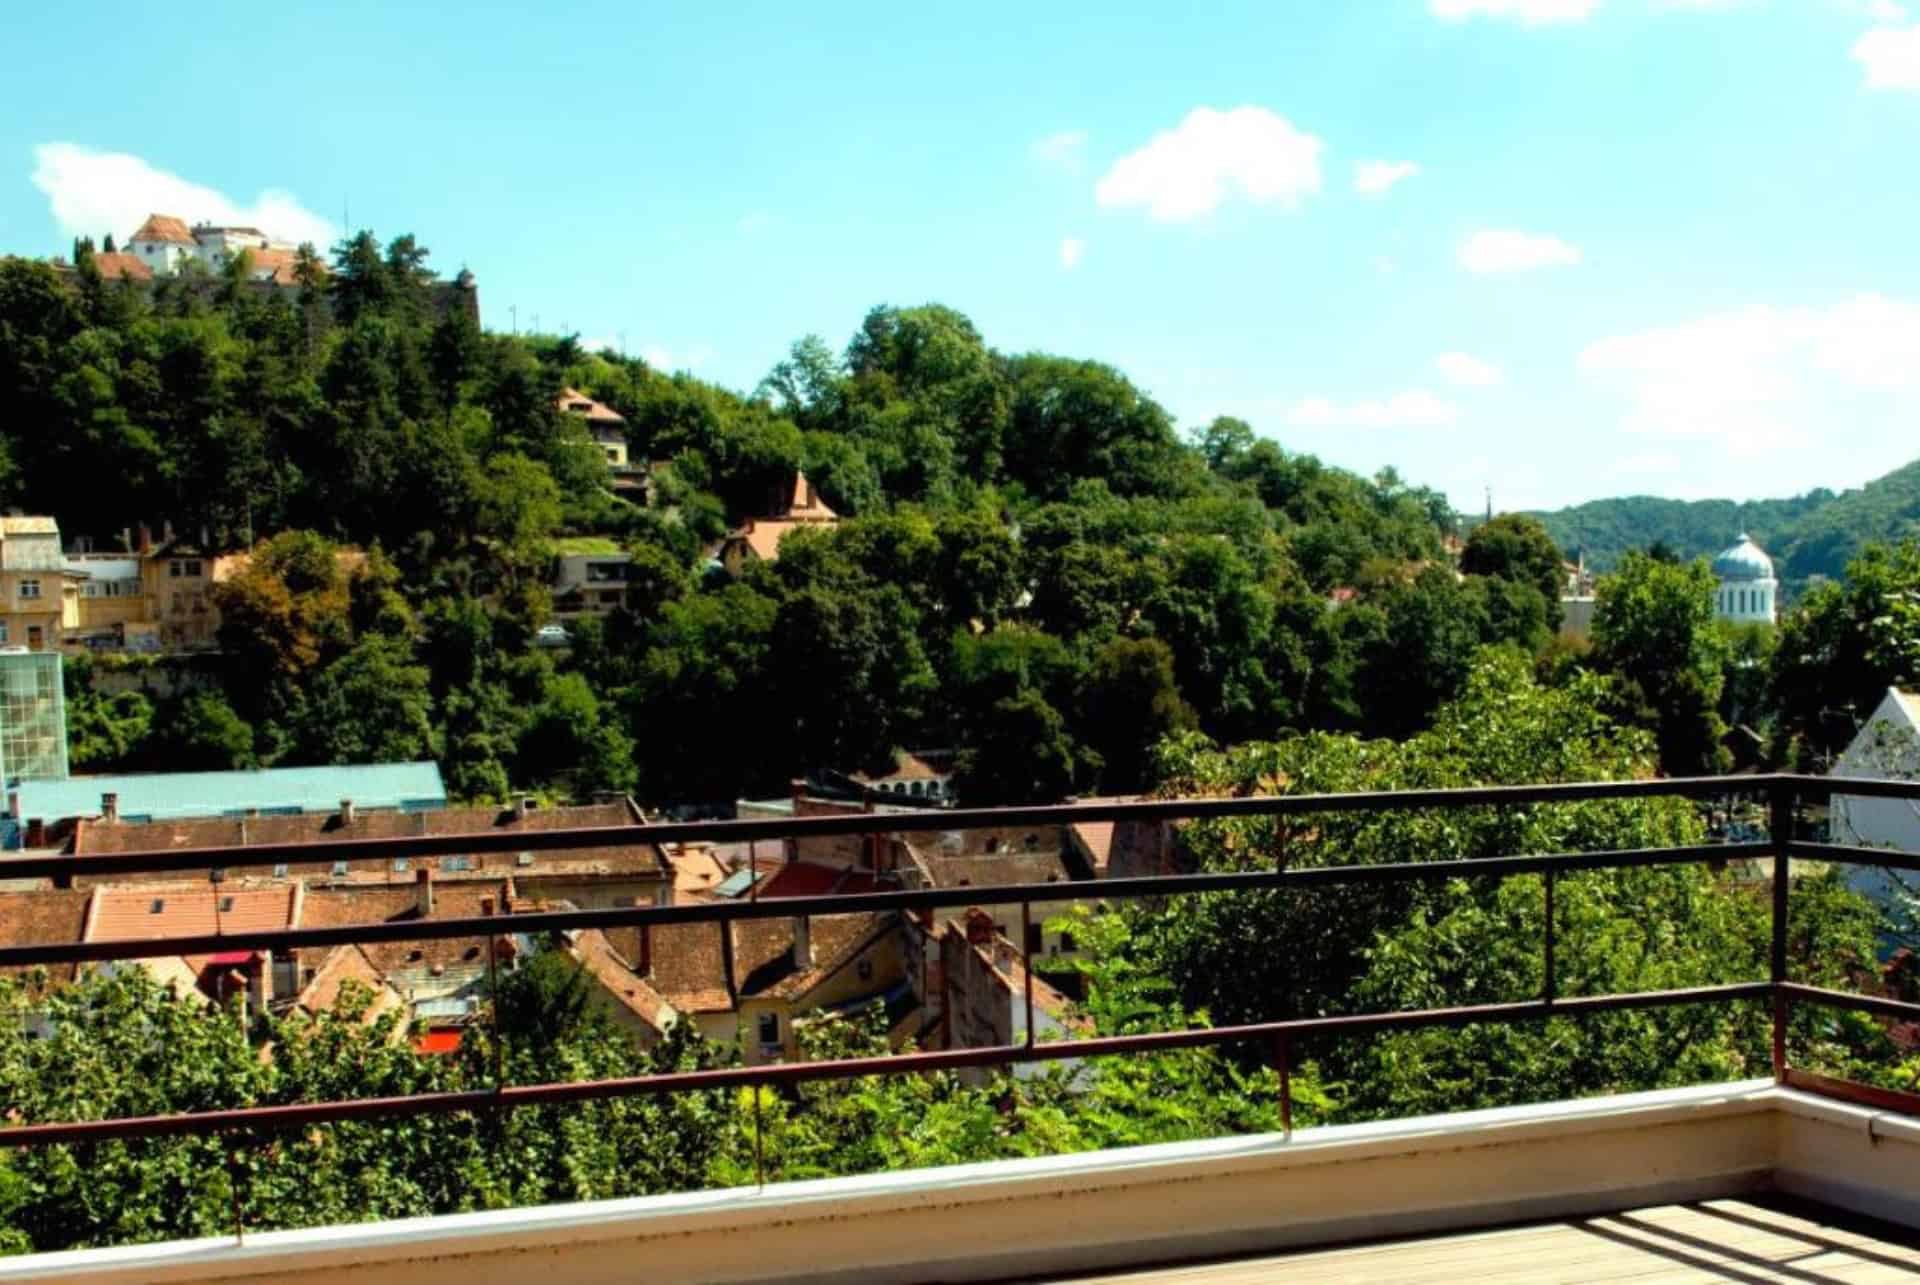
[1531,456,1920,593]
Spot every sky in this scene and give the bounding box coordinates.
[5,0,1920,513]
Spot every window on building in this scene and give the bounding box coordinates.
[1059,930,1077,952]
[1025,923,1043,955]
[758,1013,780,1046]
[0,623,9,644]
[18,580,39,600]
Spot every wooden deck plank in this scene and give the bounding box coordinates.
[1045,1199,1920,1283]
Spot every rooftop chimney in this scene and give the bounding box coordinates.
[101,793,118,824]
[339,798,355,826]
[516,795,533,819]
[793,915,814,968]
[415,866,434,917]
[480,895,495,917]
[634,897,652,974]
[137,523,152,555]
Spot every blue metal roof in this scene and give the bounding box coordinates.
[5,761,448,846]
[713,868,761,899]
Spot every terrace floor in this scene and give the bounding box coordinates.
[1049,1198,1920,1284]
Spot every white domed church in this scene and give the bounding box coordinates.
[1711,533,1777,625]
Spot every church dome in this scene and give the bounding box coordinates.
[1712,533,1774,583]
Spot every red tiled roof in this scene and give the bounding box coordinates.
[570,929,672,1031]
[92,252,153,281]
[248,247,302,285]
[130,214,194,245]
[414,1029,462,1055]
[85,884,297,943]
[69,801,665,884]
[757,862,882,899]
[0,890,91,982]
[557,388,626,426]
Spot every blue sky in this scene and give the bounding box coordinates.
[6,0,1920,512]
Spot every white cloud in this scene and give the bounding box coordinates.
[1059,236,1085,270]
[1094,106,1323,222]
[1578,294,1920,449]
[1434,351,1504,386]
[1867,0,1909,21]
[1854,23,1920,89]
[1354,160,1420,196]
[1031,130,1088,170]
[1285,389,1461,428]
[1430,0,1599,24]
[641,343,713,372]
[30,143,336,248]
[1458,228,1582,273]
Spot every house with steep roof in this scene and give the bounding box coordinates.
[1829,686,1920,947]
[125,214,198,274]
[719,472,839,574]
[642,910,905,1063]
[82,882,302,1011]
[556,388,631,468]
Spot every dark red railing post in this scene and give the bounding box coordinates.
[1272,1033,1293,1138]
[1770,781,1794,1082]
[1020,900,1036,1049]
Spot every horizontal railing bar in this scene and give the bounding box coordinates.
[0,775,1828,883]
[1787,840,1920,874]
[0,981,1771,1148]
[1780,1069,1920,1118]
[0,842,1771,969]
[1780,774,1920,802]
[1777,982,1920,1024]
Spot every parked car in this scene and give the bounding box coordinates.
[535,624,572,648]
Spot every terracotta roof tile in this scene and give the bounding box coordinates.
[92,252,153,281]
[69,801,665,884]
[131,214,194,246]
[85,884,297,943]
[557,388,627,426]
[570,929,672,1031]
[294,944,405,1021]
[0,890,91,982]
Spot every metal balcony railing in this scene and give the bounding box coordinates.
[3,772,1919,1158]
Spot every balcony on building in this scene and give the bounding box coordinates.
[3,774,1920,1283]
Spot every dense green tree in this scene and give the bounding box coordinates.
[1770,541,1920,763]
[1077,637,1198,793]
[1460,513,1565,627]
[1589,552,1732,775]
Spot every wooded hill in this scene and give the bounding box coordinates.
[1533,456,1920,593]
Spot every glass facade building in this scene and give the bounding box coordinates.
[0,649,68,783]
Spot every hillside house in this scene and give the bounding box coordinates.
[719,473,839,574]
[0,517,79,652]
